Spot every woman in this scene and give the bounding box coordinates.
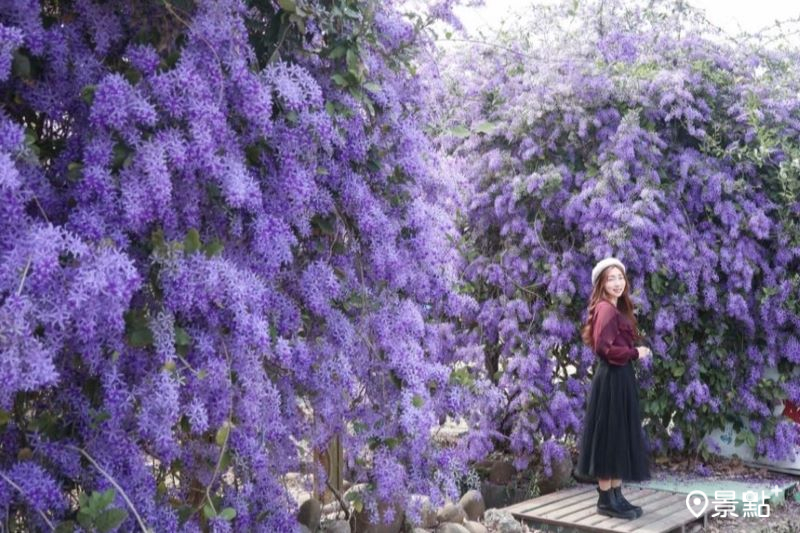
[575,257,652,520]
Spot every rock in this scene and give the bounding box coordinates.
[435,524,470,533]
[480,480,513,510]
[321,519,350,533]
[436,503,466,524]
[462,521,488,533]
[483,509,523,533]
[299,526,313,533]
[343,483,368,502]
[412,529,431,533]
[322,501,342,515]
[488,461,515,485]
[351,501,404,533]
[408,494,438,529]
[344,483,403,533]
[298,498,322,532]
[537,455,574,495]
[458,490,485,521]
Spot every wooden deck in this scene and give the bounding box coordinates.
[502,485,709,533]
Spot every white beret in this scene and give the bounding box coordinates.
[591,257,626,286]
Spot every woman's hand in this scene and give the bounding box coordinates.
[636,346,652,359]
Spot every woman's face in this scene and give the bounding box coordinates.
[603,267,626,300]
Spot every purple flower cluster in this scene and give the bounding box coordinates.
[0,0,480,529]
[436,0,800,464]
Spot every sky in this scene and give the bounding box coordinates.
[453,0,800,41]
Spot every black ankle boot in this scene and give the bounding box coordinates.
[596,487,637,519]
[612,486,643,518]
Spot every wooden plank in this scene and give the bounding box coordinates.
[574,491,699,533]
[545,497,605,526]
[510,486,712,533]
[523,486,602,515]
[633,496,708,533]
[502,485,583,513]
[509,485,596,515]
[513,511,623,533]
[591,491,683,531]
[519,489,662,533]
[544,489,659,522]
[503,485,592,514]
[539,492,601,521]
[571,490,664,528]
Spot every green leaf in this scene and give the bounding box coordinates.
[245,142,263,166]
[77,509,93,529]
[411,395,424,408]
[124,67,142,86]
[184,228,201,255]
[474,121,498,134]
[216,422,230,447]
[342,5,361,18]
[0,410,10,426]
[81,85,96,105]
[203,239,224,257]
[92,411,111,425]
[672,365,685,378]
[88,491,103,512]
[449,367,474,387]
[67,162,83,182]
[219,507,237,521]
[346,49,359,71]
[175,327,191,347]
[203,504,217,519]
[312,215,336,236]
[55,520,77,533]
[218,449,232,472]
[447,125,470,138]
[277,0,296,12]
[328,45,347,59]
[649,273,665,294]
[13,50,30,78]
[124,309,154,348]
[111,143,134,171]
[363,82,381,92]
[150,228,167,255]
[95,508,128,533]
[345,490,362,502]
[99,488,115,510]
[332,73,349,87]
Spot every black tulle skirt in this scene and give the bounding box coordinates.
[575,358,651,482]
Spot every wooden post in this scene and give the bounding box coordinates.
[315,434,343,503]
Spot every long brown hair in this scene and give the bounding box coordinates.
[580,265,639,347]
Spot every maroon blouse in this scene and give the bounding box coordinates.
[591,300,639,366]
